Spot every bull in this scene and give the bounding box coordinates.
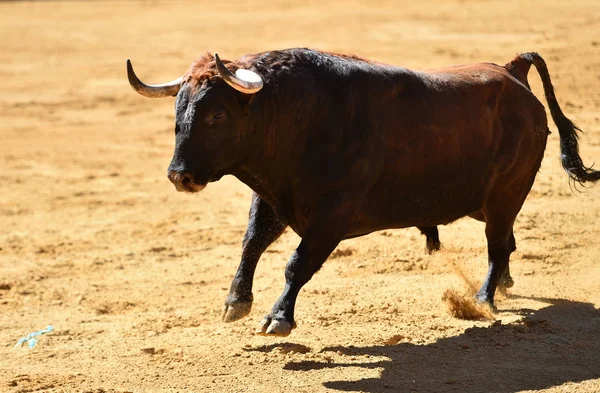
[127,49,599,336]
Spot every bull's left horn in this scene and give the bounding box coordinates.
[214,53,263,94]
[126,59,183,98]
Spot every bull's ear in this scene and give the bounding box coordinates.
[214,53,263,94]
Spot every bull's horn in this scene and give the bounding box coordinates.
[214,53,263,94]
[126,59,182,98]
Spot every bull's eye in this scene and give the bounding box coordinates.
[207,111,226,124]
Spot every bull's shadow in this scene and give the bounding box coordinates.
[285,298,600,392]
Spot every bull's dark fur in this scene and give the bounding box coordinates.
[157,48,600,336]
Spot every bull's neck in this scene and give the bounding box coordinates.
[232,123,296,211]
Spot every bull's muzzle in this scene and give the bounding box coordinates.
[167,170,205,193]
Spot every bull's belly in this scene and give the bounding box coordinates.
[347,175,486,237]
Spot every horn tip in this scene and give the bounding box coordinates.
[126,59,136,86]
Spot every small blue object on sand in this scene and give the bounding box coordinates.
[14,325,54,349]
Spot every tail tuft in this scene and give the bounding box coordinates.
[519,52,600,186]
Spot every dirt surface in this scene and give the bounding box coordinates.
[1,1,600,392]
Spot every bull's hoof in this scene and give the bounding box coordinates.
[426,238,441,254]
[474,294,498,312]
[255,315,296,337]
[222,299,253,323]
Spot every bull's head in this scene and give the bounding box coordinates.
[127,53,263,192]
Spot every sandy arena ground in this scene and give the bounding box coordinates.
[1,1,600,392]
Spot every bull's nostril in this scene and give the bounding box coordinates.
[181,173,194,185]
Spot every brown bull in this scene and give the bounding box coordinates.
[127,49,599,336]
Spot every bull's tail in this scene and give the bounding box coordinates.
[509,52,600,185]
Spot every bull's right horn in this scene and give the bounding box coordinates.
[126,59,183,98]
[214,53,263,94]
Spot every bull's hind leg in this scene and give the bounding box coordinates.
[500,232,516,289]
[418,226,441,254]
[222,193,287,322]
[476,215,515,308]
[470,210,515,290]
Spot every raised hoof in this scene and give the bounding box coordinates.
[255,316,296,337]
[222,300,253,323]
[426,238,441,254]
[499,275,514,289]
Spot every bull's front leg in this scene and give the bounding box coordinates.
[256,205,352,337]
[222,193,286,322]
